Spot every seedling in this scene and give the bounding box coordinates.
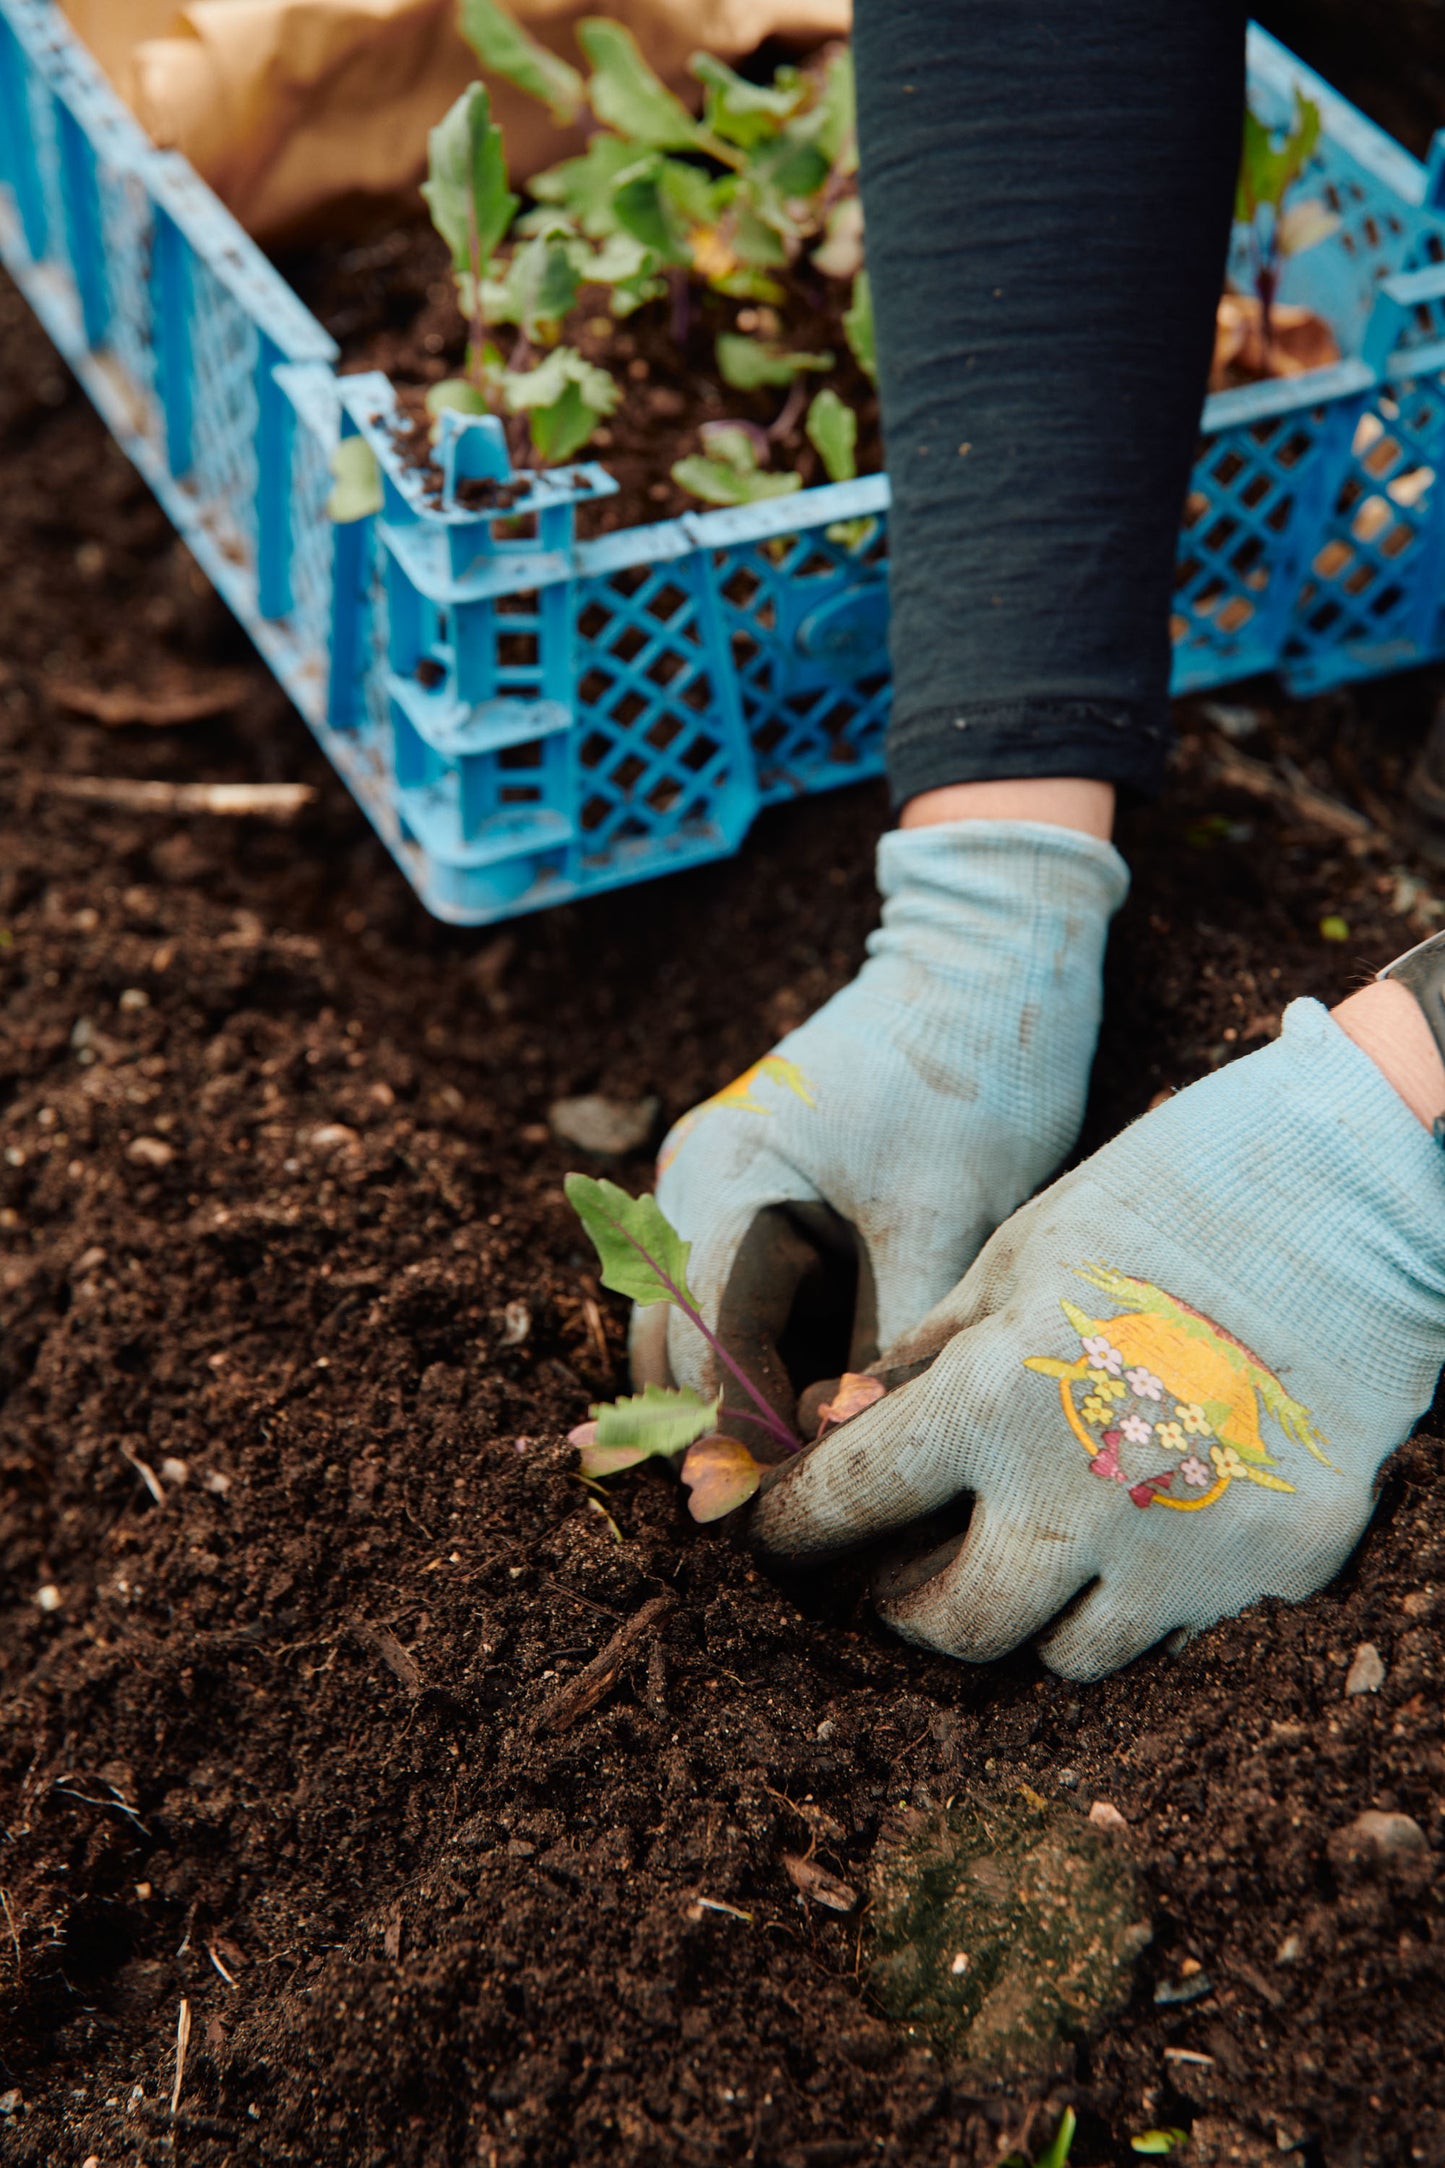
[1131,2132,1189,2157]
[1234,90,1338,362]
[672,423,804,508]
[1001,2107,1077,2168]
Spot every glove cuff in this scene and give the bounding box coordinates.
[876,817,1129,920]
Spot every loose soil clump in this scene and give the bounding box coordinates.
[5,254,1445,2168]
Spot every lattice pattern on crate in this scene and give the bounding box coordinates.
[1391,226,1445,354]
[1285,377,1445,663]
[572,561,731,852]
[287,411,336,693]
[1171,406,1327,677]
[715,523,890,796]
[186,246,259,561]
[95,157,155,434]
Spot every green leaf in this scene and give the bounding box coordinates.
[577,18,703,151]
[611,158,688,262]
[421,81,519,279]
[844,269,876,381]
[690,51,803,150]
[1130,2133,1189,2157]
[805,387,857,484]
[1035,2107,1077,2168]
[423,378,492,444]
[565,1171,696,1309]
[672,452,804,507]
[581,1383,722,1473]
[716,333,833,391]
[531,133,640,236]
[485,227,583,339]
[505,346,619,462]
[458,0,584,122]
[326,435,382,523]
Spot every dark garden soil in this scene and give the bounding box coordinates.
[282,219,882,535]
[10,225,1445,2168]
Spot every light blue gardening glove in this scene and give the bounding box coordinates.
[632,820,1129,1439]
[752,999,1445,1677]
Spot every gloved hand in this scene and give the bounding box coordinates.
[633,819,1129,1439]
[752,998,1445,1676]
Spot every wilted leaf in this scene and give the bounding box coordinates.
[577,18,703,151]
[680,1434,762,1521]
[782,1853,857,1912]
[422,82,518,277]
[565,1172,697,1310]
[816,1369,884,1432]
[326,436,383,523]
[716,333,833,391]
[844,270,876,381]
[804,387,858,486]
[459,0,585,122]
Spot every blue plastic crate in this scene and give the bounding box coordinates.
[3,2,1445,922]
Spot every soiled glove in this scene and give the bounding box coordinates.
[752,999,1445,1676]
[637,819,1129,1436]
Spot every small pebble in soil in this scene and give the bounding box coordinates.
[1088,1799,1129,1832]
[118,986,149,1010]
[125,1136,173,1168]
[1331,1809,1428,1864]
[501,1301,531,1346]
[1344,1641,1386,1694]
[1276,1934,1302,1964]
[549,1093,661,1155]
[34,1584,61,1611]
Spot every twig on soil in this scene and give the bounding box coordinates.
[45,671,256,726]
[23,775,315,819]
[534,1590,675,1732]
[119,1442,166,1507]
[537,1575,623,1621]
[0,1887,20,1976]
[1203,736,1377,841]
[171,1996,191,2120]
[351,1618,423,1694]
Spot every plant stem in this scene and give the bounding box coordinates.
[669,267,691,351]
[467,207,488,393]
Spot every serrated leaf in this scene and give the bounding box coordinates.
[577,18,703,151]
[459,0,584,122]
[565,1172,696,1309]
[672,453,804,507]
[690,51,803,150]
[844,269,876,381]
[326,436,383,523]
[579,1383,721,1473]
[485,227,582,339]
[805,387,857,485]
[422,82,519,278]
[716,333,833,391]
[681,1434,763,1521]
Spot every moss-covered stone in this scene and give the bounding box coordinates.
[867,1796,1151,2078]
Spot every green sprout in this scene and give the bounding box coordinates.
[1235,90,1338,354]
[672,424,804,508]
[1001,2107,1077,2168]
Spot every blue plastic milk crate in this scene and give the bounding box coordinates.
[4,6,1445,923]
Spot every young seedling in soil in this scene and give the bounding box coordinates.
[420,75,618,460]
[564,1174,886,1520]
[1218,89,1340,383]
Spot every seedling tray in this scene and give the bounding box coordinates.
[4,2,1445,924]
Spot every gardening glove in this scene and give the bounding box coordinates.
[752,998,1445,1677]
[633,819,1129,1441]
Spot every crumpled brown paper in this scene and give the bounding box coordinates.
[60,0,851,244]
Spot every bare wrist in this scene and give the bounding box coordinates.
[1331,979,1445,1131]
[900,777,1116,841]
